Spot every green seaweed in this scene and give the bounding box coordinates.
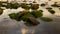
[40,17,53,22]
[40,3,46,6]
[46,7,52,10]
[48,9,55,14]
[31,10,43,18]
[31,4,39,10]
[20,3,30,10]
[51,2,60,7]
[11,3,20,9]
[21,13,34,21]
[24,22,33,27]
[9,13,21,21]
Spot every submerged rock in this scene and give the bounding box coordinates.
[28,17,40,25]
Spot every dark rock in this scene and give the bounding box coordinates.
[48,9,55,14]
[40,3,46,7]
[0,8,3,15]
[31,4,39,10]
[46,7,52,10]
[28,17,40,25]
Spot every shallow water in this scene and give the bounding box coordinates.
[0,1,60,34]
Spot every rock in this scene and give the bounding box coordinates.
[40,17,53,22]
[17,11,24,17]
[0,8,3,15]
[28,17,40,25]
[46,7,52,10]
[21,13,34,21]
[31,4,39,10]
[9,13,21,21]
[23,9,29,14]
[48,9,55,14]
[40,3,46,7]
[20,3,30,10]
[31,10,43,18]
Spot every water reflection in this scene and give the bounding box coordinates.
[0,1,60,34]
[21,28,27,34]
[31,29,35,34]
[21,27,35,34]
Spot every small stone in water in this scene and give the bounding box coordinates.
[24,17,40,26]
[28,17,40,25]
[40,17,53,22]
[48,9,55,14]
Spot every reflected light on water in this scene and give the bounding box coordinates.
[21,28,27,34]
[21,28,35,34]
[32,29,35,34]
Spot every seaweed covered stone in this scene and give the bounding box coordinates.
[46,7,52,10]
[31,4,39,10]
[0,8,3,15]
[25,17,40,26]
[51,2,60,7]
[40,17,53,22]
[5,3,12,9]
[21,13,34,21]
[31,10,43,18]
[9,13,21,21]
[20,3,30,10]
[23,9,30,14]
[28,17,40,25]
[11,3,20,9]
[48,9,55,14]
[40,3,46,7]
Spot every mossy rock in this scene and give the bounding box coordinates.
[21,13,34,21]
[23,9,30,14]
[24,22,33,27]
[38,10,43,12]
[5,3,20,9]
[40,17,53,22]
[31,4,39,10]
[48,9,55,14]
[11,3,20,9]
[20,3,30,10]
[5,3,12,9]
[24,17,40,27]
[46,7,52,10]
[27,17,40,25]
[40,3,46,6]
[9,13,21,21]
[31,10,43,18]
[51,4,60,7]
